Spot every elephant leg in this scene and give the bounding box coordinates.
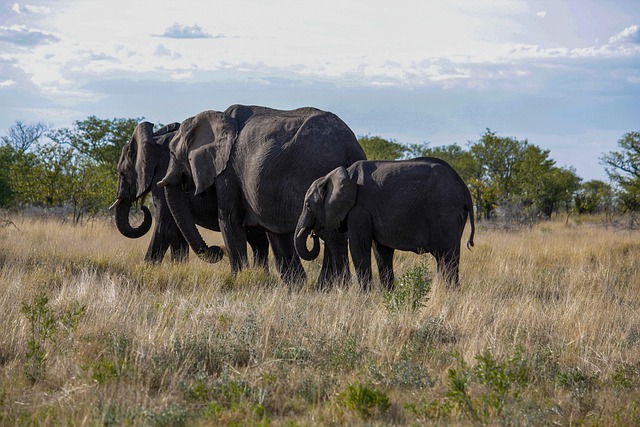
[144,221,170,263]
[169,233,189,263]
[348,223,374,291]
[316,229,350,290]
[373,242,395,291]
[219,214,249,273]
[246,226,269,271]
[267,231,306,286]
[434,245,461,288]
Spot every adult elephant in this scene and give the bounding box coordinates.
[112,121,270,266]
[295,157,475,290]
[158,105,366,287]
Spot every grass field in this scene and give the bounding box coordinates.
[0,214,639,426]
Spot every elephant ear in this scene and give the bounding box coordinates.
[134,121,158,199]
[184,111,238,196]
[323,166,357,230]
[154,122,180,136]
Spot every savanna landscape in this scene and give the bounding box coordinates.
[1,213,639,426]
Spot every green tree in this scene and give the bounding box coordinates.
[575,180,615,215]
[358,135,406,160]
[468,129,526,219]
[1,120,49,153]
[513,145,581,218]
[601,131,640,212]
[48,116,140,169]
[0,145,16,207]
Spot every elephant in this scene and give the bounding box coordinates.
[112,121,270,266]
[157,105,366,287]
[294,157,476,290]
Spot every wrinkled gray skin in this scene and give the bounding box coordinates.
[158,105,366,288]
[113,121,269,266]
[295,157,475,290]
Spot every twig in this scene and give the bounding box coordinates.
[0,218,20,232]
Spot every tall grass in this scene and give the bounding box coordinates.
[0,214,639,425]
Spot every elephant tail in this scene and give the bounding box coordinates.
[466,202,475,250]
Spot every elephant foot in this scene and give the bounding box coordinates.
[196,246,225,263]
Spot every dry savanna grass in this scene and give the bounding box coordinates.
[0,214,639,426]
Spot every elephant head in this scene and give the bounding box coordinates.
[295,166,357,260]
[157,111,238,263]
[113,121,179,238]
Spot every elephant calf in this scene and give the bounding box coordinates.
[295,157,475,290]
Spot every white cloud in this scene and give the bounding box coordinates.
[158,23,221,39]
[537,11,547,18]
[609,25,640,44]
[12,3,51,15]
[0,24,59,46]
[0,80,16,88]
[170,71,193,80]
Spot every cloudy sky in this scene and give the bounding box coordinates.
[1,0,639,181]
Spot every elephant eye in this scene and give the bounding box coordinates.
[305,203,312,212]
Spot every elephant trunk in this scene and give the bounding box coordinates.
[163,184,223,263]
[114,198,152,238]
[295,222,320,261]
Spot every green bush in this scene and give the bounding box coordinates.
[384,261,431,313]
[341,382,390,418]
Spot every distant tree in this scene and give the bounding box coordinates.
[358,135,406,160]
[574,180,615,215]
[48,116,140,170]
[601,131,640,212]
[0,145,15,206]
[1,120,49,153]
[468,129,527,219]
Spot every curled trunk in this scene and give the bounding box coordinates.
[164,184,223,263]
[295,225,320,261]
[115,198,152,238]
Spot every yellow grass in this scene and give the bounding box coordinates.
[0,214,639,425]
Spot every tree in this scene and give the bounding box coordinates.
[1,121,49,153]
[48,116,140,169]
[358,135,406,160]
[468,130,526,219]
[575,180,615,215]
[601,131,640,212]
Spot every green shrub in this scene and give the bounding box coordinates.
[384,261,431,313]
[340,382,390,418]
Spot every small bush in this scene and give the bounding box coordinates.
[384,261,431,313]
[340,382,391,418]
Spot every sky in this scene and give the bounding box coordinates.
[1,0,639,181]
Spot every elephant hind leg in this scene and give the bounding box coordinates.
[433,246,461,288]
[373,242,395,291]
[246,226,269,271]
[268,232,306,287]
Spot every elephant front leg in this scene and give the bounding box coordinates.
[317,228,351,290]
[145,221,170,263]
[373,242,395,291]
[267,231,306,287]
[348,218,374,291]
[219,214,249,274]
[169,234,189,262]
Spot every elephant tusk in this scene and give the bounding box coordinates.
[109,199,121,210]
[296,227,309,239]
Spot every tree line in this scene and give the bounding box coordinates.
[0,117,638,224]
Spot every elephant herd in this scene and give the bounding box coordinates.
[113,105,475,290]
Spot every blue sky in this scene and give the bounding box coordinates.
[1,0,639,181]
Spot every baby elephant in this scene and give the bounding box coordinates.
[295,157,475,290]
